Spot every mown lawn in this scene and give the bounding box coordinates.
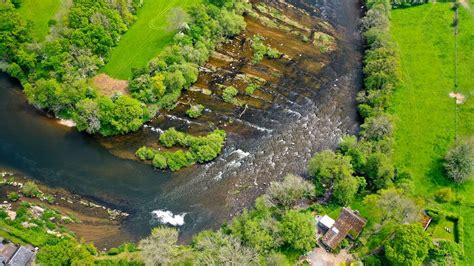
[390,2,474,258]
[102,0,201,80]
[17,0,61,41]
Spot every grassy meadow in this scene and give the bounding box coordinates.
[17,0,61,41]
[102,0,201,80]
[390,2,474,257]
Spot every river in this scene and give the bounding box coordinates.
[0,0,362,245]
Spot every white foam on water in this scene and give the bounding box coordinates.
[151,209,186,226]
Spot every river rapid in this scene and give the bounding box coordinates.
[0,0,362,245]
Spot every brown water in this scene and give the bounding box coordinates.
[0,0,362,243]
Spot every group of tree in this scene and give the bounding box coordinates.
[136,128,226,171]
[137,174,317,265]
[0,0,149,136]
[128,0,248,109]
[305,0,402,207]
[1,0,249,137]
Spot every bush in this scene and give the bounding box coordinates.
[434,187,454,203]
[22,181,41,198]
[444,142,473,183]
[250,35,281,64]
[245,84,259,95]
[137,128,226,171]
[136,146,156,161]
[222,86,239,104]
[107,247,119,255]
[152,153,168,169]
[186,104,204,118]
[8,191,20,202]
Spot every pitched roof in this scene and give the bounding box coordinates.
[7,246,34,266]
[321,207,367,249]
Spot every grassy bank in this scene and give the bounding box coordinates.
[390,2,474,257]
[17,0,61,41]
[102,0,201,79]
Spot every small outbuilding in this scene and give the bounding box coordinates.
[318,215,335,231]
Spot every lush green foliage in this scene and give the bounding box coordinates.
[245,83,259,95]
[128,0,247,108]
[263,174,314,209]
[250,34,282,64]
[186,104,205,118]
[0,0,149,136]
[136,128,226,171]
[385,224,432,265]
[37,238,96,265]
[222,86,240,105]
[444,141,473,183]
[21,181,40,197]
[279,210,316,252]
[102,0,202,79]
[308,150,360,205]
[17,0,61,41]
[136,175,317,264]
[390,2,474,258]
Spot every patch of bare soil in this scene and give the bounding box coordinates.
[1,173,133,249]
[449,92,466,104]
[460,0,470,10]
[92,74,129,97]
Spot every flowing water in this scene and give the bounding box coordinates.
[0,0,362,244]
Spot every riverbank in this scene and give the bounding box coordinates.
[0,170,133,249]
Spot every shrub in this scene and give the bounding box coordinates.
[8,191,20,202]
[159,128,186,147]
[263,174,315,209]
[250,35,282,64]
[245,84,259,95]
[434,187,454,203]
[222,86,239,104]
[186,104,204,118]
[152,153,168,169]
[107,247,119,255]
[136,146,156,161]
[22,181,41,198]
[444,142,473,183]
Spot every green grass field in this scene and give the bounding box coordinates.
[102,0,201,80]
[390,2,474,258]
[17,0,61,41]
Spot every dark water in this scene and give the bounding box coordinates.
[0,0,362,244]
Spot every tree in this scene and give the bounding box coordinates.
[73,98,100,134]
[365,152,394,190]
[385,224,432,265]
[263,174,314,209]
[364,188,421,227]
[167,7,189,31]
[361,115,393,141]
[279,210,316,252]
[332,175,359,205]
[97,95,146,136]
[308,150,353,195]
[444,142,473,183]
[36,239,95,265]
[139,227,180,266]
[428,240,463,264]
[192,230,259,265]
